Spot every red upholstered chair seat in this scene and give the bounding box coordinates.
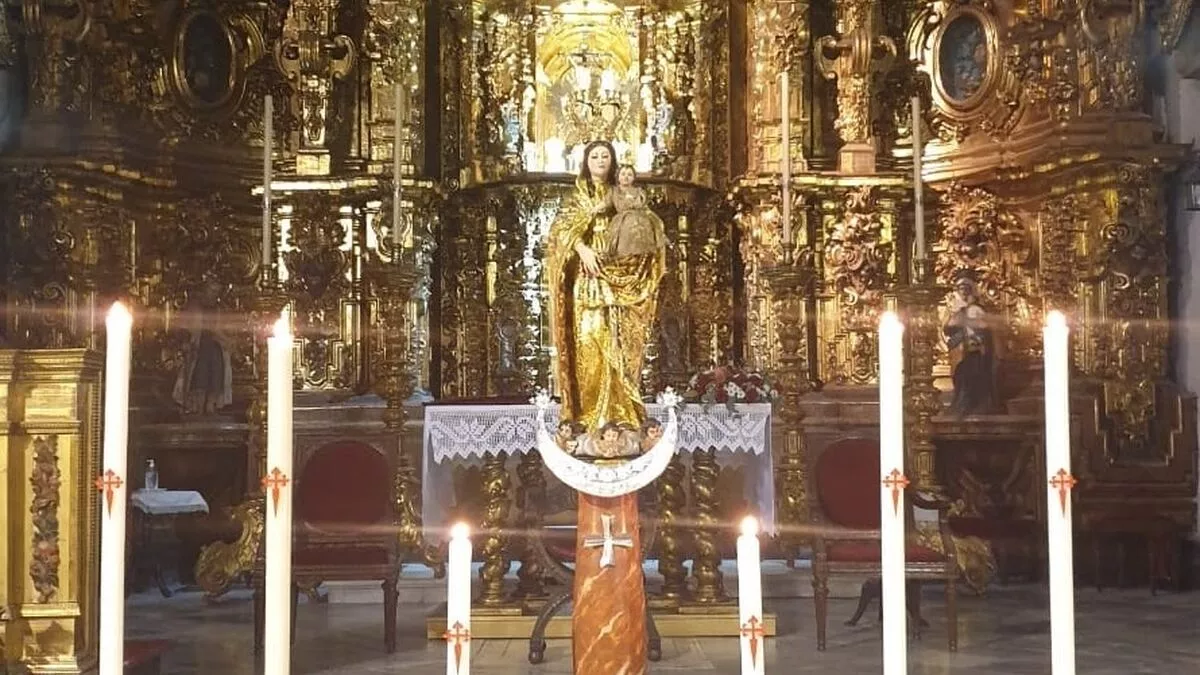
[810,438,959,652]
[827,541,945,564]
[543,536,577,563]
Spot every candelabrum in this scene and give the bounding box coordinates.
[563,47,626,144]
[193,279,288,600]
[896,259,947,497]
[761,248,817,561]
[379,259,445,576]
[249,282,292,494]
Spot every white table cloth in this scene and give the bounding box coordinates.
[131,489,210,516]
[421,403,774,540]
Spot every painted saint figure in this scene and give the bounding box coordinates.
[943,273,996,415]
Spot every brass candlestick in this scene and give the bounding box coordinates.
[378,261,444,574]
[761,251,816,558]
[896,258,946,497]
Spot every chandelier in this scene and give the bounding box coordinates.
[561,44,627,144]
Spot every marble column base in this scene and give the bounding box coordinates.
[573,492,646,674]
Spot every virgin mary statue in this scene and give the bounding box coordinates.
[546,140,667,431]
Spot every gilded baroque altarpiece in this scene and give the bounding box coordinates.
[0,0,1196,657]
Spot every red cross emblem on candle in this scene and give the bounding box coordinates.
[1049,468,1077,516]
[95,470,124,517]
[261,467,290,516]
[444,620,470,673]
[881,468,909,516]
[740,615,765,666]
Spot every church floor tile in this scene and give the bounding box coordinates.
[125,584,1199,673]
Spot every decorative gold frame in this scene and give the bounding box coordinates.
[929,5,999,118]
[169,8,262,113]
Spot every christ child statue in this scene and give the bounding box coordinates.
[597,165,666,260]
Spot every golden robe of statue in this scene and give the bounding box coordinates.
[546,141,666,431]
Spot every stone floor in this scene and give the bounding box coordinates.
[126,582,1200,674]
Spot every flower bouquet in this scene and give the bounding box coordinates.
[682,364,778,412]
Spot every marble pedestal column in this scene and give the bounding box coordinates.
[573,492,646,674]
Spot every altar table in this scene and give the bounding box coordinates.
[421,402,775,541]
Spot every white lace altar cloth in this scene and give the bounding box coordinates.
[422,403,774,540]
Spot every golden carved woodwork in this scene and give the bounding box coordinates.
[0,350,103,673]
[817,0,896,171]
[744,0,810,176]
[434,177,727,399]
[0,0,1196,631]
[277,0,356,175]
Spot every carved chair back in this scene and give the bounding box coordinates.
[295,440,394,547]
[814,437,882,531]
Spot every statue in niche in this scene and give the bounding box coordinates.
[943,272,997,416]
[173,282,233,415]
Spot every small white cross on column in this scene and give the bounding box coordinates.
[582,513,634,568]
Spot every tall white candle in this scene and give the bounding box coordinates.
[445,522,473,675]
[1043,310,1076,675]
[263,312,294,675]
[878,311,907,675]
[910,96,925,262]
[98,302,133,675]
[780,69,792,247]
[393,82,406,250]
[737,516,766,675]
[262,95,274,271]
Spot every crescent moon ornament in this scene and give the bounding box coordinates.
[532,389,680,497]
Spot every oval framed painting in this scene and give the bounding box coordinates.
[172,10,237,110]
[932,7,997,112]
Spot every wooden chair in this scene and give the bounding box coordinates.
[810,438,959,651]
[253,440,401,653]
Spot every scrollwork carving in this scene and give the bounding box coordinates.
[933,183,1032,307]
[282,191,361,391]
[276,0,355,159]
[1076,165,1168,460]
[825,186,892,328]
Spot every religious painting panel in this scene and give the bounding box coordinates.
[175,10,237,109]
[909,0,1023,145]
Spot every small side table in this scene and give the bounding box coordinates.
[131,490,209,597]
